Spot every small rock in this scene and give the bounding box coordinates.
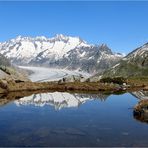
[96,138,101,142]
[65,128,86,136]
[122,132,129,136]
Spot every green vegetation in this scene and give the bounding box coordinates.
[103,61,148,77]
[100,77,126,85]
[0,66,11,75]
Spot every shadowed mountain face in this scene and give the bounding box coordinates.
[0,53,29,81]
[101,43,148,78]
[0,53,11,79]
[0,53,11,67]
[0,35,123,73]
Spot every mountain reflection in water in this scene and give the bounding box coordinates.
[0,90,147,110]
[131,91,148,100]
[14,92,109,110]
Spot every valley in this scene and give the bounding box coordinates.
[19,66,90,82]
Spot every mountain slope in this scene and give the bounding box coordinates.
[0,53,29,81]
[0,34,123,73]
[0,53,11,67]
[101,42,148,78]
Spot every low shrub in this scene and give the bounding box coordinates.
[100,77,126,85]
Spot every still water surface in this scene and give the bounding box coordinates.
[0,91,148,147]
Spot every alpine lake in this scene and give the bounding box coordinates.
[0,90,148,147]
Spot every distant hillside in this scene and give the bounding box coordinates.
[102,42,148,78]
[90,42,148,81]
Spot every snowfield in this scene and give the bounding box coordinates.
[19,66,91,82]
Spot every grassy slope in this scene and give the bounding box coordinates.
[102,60,148,78]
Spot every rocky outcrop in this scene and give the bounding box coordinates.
[133,99,148,124]
[58,75,86,83]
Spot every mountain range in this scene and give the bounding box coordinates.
[0,34,147,79]
[0,34,123,73]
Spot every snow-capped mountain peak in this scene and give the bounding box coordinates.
[16,35,22,41]
[35,36,48,41]
[55,34,68,40]
[0,34,123,73]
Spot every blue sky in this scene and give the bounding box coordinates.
[0,1,148,54]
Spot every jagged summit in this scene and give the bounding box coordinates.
[8,34,86,43]
[98,44,112,54]
[54,34,69,41]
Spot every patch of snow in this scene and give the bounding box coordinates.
[112,63,120,69]
[80,51,86,57]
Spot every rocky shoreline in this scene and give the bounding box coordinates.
[133,99,148,123]
[0,79,147,95]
